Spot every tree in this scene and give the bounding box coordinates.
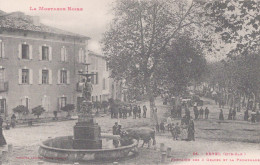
[102,0,205,125]
[31,106,45,119]
[204,0,260,57]
[13,105,29,119]
[61,104,75,118]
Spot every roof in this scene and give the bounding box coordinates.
[0,10,90,39]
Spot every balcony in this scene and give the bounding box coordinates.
[0,81,8,92]
[76,82,84,92]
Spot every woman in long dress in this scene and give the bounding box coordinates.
[180,123,188,140]
[0,115,7,146]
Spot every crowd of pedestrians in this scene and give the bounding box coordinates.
[110,102,148,120]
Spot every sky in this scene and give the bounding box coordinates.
[0,0,115,54]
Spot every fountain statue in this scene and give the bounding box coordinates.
[73,72,102,149]
[38,64,138,162]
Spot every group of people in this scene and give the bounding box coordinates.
[193,106,210,120]
[219,108,260,122]
[156,116,195,141]
[110,104,147,120]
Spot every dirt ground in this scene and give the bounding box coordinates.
[1,97,260,165]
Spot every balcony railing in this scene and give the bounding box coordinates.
[76,82,84,92]
[0,81,8,92]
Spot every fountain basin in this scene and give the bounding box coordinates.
[38,134,138,162]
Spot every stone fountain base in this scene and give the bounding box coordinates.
[73,122,102,149]
[38,135,138,162]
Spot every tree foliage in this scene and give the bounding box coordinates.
[13,105,29,115]
[204,0,260,57]
[102,0,206,124]
[31,106,45,118]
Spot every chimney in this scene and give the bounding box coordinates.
[32,16,40,26]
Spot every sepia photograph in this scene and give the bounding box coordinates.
[0,0,259,164]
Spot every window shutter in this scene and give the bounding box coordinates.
[1,42,5,58]
[60,48,63,61]
[65,48,68,62]
[49,69,52,84]
[39,46,42,60]
[47,97,50,111]
[18,43,22,59]
[29,69,33,84]
[29,45,33,59]
[57,70,60,84]
[67,70,70,84]
[39,69,42,84]
[18,69,22,84]
[49,46,52,61]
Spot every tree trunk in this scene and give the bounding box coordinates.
[146,80,158,126]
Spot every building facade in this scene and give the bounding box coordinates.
[0,11,110,117]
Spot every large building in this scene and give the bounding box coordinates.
[0,11,110,117]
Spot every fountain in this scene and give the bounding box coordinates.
[38,65,138,162]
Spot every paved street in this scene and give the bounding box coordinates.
[1,97,260,164]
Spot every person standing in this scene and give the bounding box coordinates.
[129,104,132,117]
[138,106,141,118]
[199,107,204,119]
[228,108,232,120]
[119,107,122,118]
[143,105,147,118]
[123,106,127,119]
[175,122,181,140]
[0,115,7,146]
[244,109,249,121]
[193,106,199,120]
[133,105,137,119]
[11,114,17,128]
[219,109,224,120]
[187,120,195,141]
[177,105,182,118]
[160,121,165,133]
[205,107,209,119]
[232,108,236,120]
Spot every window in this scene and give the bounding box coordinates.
[60,97,67,109]
[91,72,95,84]
[60,70,67,84]
[21,97,30,110]
[42,70,49,84]
[58,69,70,84]
[42,96,50,111]
[61,47,67,62]
[42,46,49,60]
[78,48,85,63]
[22,44,29,59]
[0,40,4,58]
[103,78,106,90]
[22,69,29,84]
